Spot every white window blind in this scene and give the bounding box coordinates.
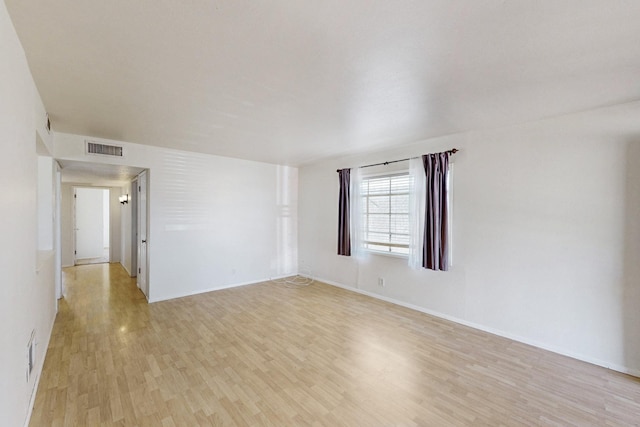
[361,173,410,256]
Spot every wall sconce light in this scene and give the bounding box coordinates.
[119,194,130,205]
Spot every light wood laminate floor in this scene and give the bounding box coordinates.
[30,264,640,426]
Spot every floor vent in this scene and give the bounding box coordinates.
[86,141,123,157]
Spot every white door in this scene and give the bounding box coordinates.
[74,188,106,261]
[137,171,148,298]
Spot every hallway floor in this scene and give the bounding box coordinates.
[30,263,640,426]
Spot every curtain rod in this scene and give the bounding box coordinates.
[336,148,458,173]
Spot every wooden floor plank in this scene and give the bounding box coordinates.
[29,263,640,426]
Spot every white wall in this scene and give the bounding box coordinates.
[0,2,57,425]
[299,101,640,376]
[109,188,121,264]
[75,187,105,259]
[36,155,54,251]
[54,133,299,302]
[60,183,74,267]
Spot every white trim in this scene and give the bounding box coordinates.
[360,170,409,179]
[367,250,408,260]
[147,274,293,303]
[305,274,640,378]
[121,262,132,277]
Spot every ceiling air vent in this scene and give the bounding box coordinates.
[86,141,123,157]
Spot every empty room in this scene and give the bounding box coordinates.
[2,0,640,425]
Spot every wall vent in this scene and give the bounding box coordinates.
[86,140,123,157]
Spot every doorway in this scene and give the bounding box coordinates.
[74,187,110,265]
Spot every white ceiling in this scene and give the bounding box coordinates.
[7,1,640,165]
[59,160,144,187]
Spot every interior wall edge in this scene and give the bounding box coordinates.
[147,273,296,304]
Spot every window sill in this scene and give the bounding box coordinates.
[365,250,408,260]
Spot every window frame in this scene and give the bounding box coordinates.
[360,171,411,258]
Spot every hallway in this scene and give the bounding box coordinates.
[30,264,640,426]
[30,264,148,425]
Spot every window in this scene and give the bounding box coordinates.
[360,173,411,256]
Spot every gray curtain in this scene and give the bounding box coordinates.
[423,152,450,270]
[337,169,351,256]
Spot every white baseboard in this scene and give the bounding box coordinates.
[306,274,640,378]
[148,274,294,303]
[120,262,132,277]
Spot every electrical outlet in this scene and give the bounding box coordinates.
[378,277,385,287]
